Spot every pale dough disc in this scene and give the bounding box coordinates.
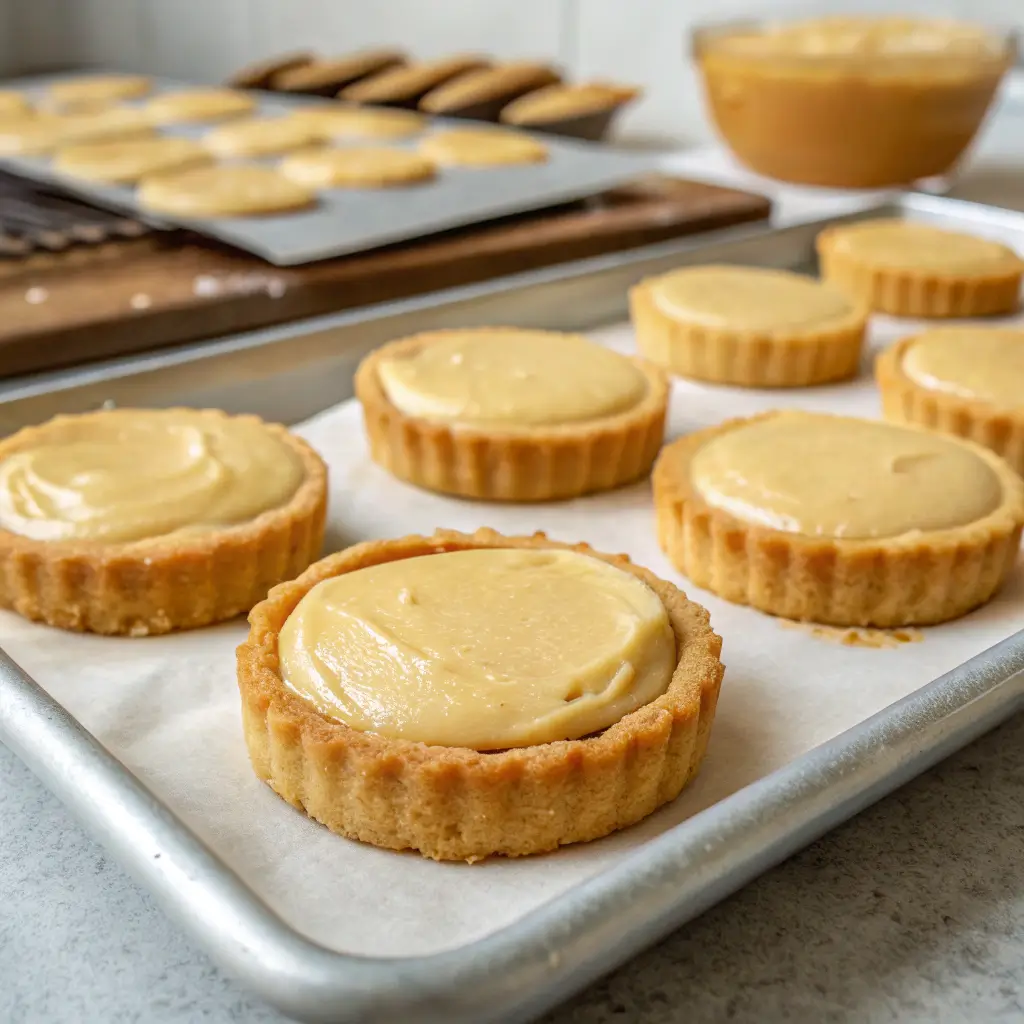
[280,147,436,188]
[0,108,152,155]
[419,128,547,167]
[203,117,324,157]
[287,105,425,140]
[54,136,212,184]
[46,74,152,110]
[145,88,257,125]
[0,91,30,118]
[137,165,316,218]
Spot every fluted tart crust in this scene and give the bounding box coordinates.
[877,335,1024,477]
[653,413,1024,627]
[355,329,669,501]
[0,409,327,636]
[236,528,725,862]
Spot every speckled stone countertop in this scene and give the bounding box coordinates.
[2,711,1022,1024]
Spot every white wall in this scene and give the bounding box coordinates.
[5,0,1021,143]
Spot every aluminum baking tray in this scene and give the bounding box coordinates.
[0,72,655,266]
[1,193,1024,1024]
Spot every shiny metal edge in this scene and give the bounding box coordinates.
[3,191,1024,1021]
[2,634,1021,1024]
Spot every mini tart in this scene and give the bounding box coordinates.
[338,55,490,105]
[653,411,1024,627]
[419,62,561,118]
[630,265,867,387]
[354,328,669,501]
[236,528,724,862]
[877,328,1024,476]
[500,81,641,126]
[817,219,1023,317]
[271,51,407,95]
[227,51,316,90]
[0,409,327,636]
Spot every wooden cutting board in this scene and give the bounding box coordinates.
[0,176,769,380]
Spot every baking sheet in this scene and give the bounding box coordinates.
[1,306,1022,960]
[0,72,655,266]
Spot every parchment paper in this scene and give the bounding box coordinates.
[2,313,1022,959]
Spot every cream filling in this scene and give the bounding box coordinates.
[651,265,854,333]
[278,547,677,750]
[902,328,1024,411]
[377,330,647,429]
[0,409,304,543]
[825,220,1020,275]
[691,411,1002,539]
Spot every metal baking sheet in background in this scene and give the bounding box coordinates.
[1,194,1023,1024]
[0,72,657,266]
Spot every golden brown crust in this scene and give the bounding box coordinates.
[419,62,561,113]
[236,528,725,862]
[0,409,327,636]
[339,55,490,104]
[653,412,1024,627]
[876,336,1024,476]
[227,51,316,90]
[354,329,669,501]
[817,225,1023,317]
[271,51,407,93]
[629,279,866,388]
[500,82,641,126]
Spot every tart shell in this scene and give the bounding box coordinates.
[816,225,1023,318]
[236,528,725,862]
[876,336,1024,477]
[354,329,669,501]
[629,278,866,388]
[0,409,328,636]
[653,413,1024,627]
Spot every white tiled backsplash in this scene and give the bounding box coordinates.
[3,0,1019,143]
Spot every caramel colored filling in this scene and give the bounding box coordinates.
[279,548,676,749]
[903,328,1024,411]
[651,265,854,332]
[691,411,1002,539]
[377,330,647,429]
[0,409,304,543]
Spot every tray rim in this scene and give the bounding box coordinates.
[2,191,1024,1023]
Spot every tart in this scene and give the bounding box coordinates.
[500,81,640,136]
[419,62,561,120]
[817,219,1023,317]
[145,88,257,125]
[137,166,316,218]
[271,51,407,95]
[279,147,436,188]
[653,410,1024,627]
[339,55,490,106]
[419,127,547,167]
[0,408,327,635]
[877,327,1024,476]
[630,265,867,387]
[355,327,668,501]
[54,136,212,184]
[228,51,316,90]
[695,17,1012,188]
[237,528,724,861]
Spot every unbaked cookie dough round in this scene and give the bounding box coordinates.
[280,146,436,188]
[419,127,547,167]
[203,116,324,157]
[46,74,152,110]
[0,108,153,156]
[137,165,316,218]
[145,88,257,125]
[54,136,212,184]
[287,105,425,140]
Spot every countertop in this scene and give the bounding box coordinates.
[4,90,1024,1024]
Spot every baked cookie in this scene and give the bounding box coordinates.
[46,74,152,110]
[0,408,327,635]
[0,91,30,118]
[288,104,425,140]
[817,218,1023,317]
[339,55,489,105]
[419,127,547,167]
[138,165,316,218]
[653,410,1024,627]
[630,265,867,387]
[54,136,211,184]
[145,88,257,125]
[203,116,324,157]
[279,146,436,188]
[237,528,724,861]
[228,51,316,90]
[271,50,406,95]
[500,81,640,126]
[419,61,561,119]
[355,327,668,501]
[877,326,1024,476]
[0,108,153,155]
